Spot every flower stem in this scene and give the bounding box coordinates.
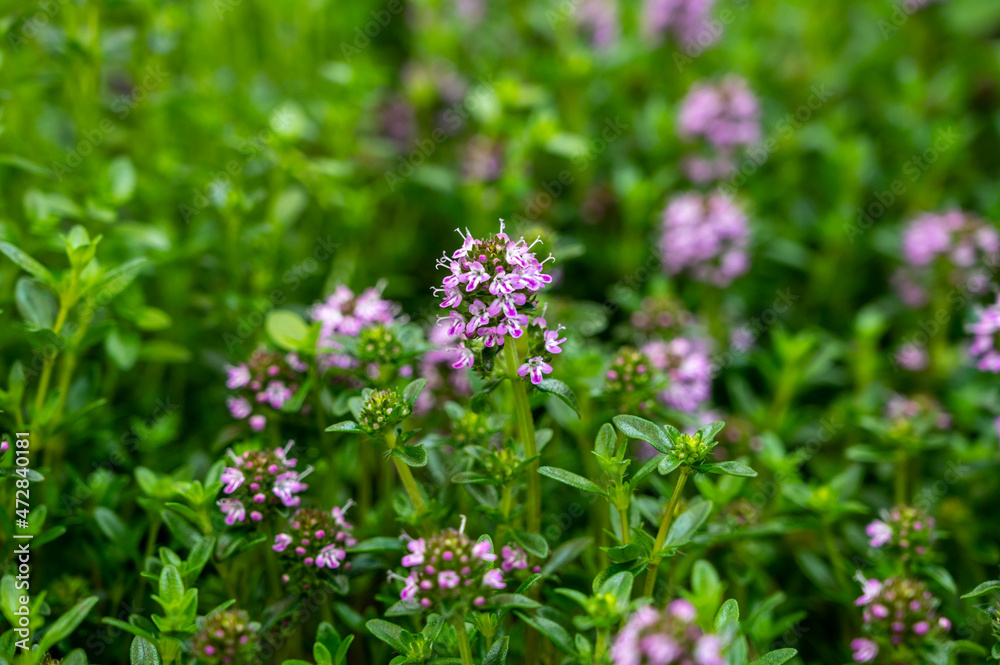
[386,430,427,516]
[593,628,609,664]
[503,340,540,534]
[453,616,475,665]
[643,468,690,599]
[895,447,907,505]
[617,506,631,545]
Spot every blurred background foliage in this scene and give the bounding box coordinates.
[3,0,1000,663]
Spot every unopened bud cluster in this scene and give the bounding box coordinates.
[224,347,308,432]
[191,609,260,665]
[866,506,936,564]
[396,526,504,612]
[359,389,411,434]
[273,502,357,589]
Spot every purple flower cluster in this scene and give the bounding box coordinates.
[894,343,928,372]
[894,210,999,308]
[309,284,399,371]
[224,348,308,432]
[415,320,474,413]
[392,520,504,611]
[679,77,761,151]
[969,295,1000,372]
[642,0,718,47]
[658,191,750,287]
[435,221,565,384]
[217,442,312,525]
[191,609,259,665]
[865,506,936,564]
[884,394,951,431]
[852,575,950,663]
[612,599,725,665]
[575,0,620,50]
[273,502,357,588]
[642,338,712,413]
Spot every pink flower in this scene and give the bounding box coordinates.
[471,540,497,562]
[225,364,251,389]
[543,326,567,354]
[482,569,506,589]
[851,638,878,663]
[518,356,553,385]
[855,576,882,606]
[668,599,697,622]
[227,396,252,419]
[218,498,246,526]
[438,570,461,589]
[402,539,427,567]
[249,414,266,431]
[501,545,528,572]
[273,533,292,552]
[221,467,245,494]
[450,344,475,369]
[865,520,893,548]
[316,544,346,569]
[272,468,311,507]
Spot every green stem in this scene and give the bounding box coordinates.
[453,616,475,665]
[386,431,427,516]
[503,340,540,533]
[617,506,630,545]
[643,469,690,599]
[895,448,907,505]
[33,301,70,414]
[593,628,609,664]
[496,485,513,546]
[823,523,849,590]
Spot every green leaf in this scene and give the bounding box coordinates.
[313,642,333,665]
[605,543,642,563]
[402,378,427,408]
[663,500,713,549]
[515,613,575,655]
[483,636,510,665]
[536,379,579,416]
[538,466,605,495]
[130,636,161,665]
[326,421,363,433]
[108,156,137,204]
[714,598,739,631]
[923,565,956,595]
[488,594,540,609]
[514,530,549,558]
[0,242,53,284]
[347,537,406,554]
[94,507,127,542]
[696,421,726,442]
[38,595,99,653]
[541,537,591,576]
[157,565,184,608]
[704,461,757,477]
[391,444,428,467]
[748,648,798,665]
[266,310,310,352]
[960,580,1000,598]
[15,278,57,329]
[657,455,681,476]
[613,415,673,454]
